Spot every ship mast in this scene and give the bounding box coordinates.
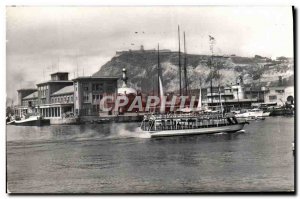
[157,43,160,97]
[209,35,215,107]
[183,31,188,96]
[178,25,182,96]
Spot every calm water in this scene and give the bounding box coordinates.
[7,116,294,193]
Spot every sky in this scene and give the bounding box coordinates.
[6,6,293,102]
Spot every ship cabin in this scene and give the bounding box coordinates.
[140,113,241,132]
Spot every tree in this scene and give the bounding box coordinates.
[6,106,14,117]
[248,64,264,81]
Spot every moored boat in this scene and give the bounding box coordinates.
[14,115,50,126]
[262,111,271,117]
[140,113,248,138]
[234,108,266,120]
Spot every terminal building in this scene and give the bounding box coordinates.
[15,72,119,121]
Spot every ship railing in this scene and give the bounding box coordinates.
[148,114,225,120]
[146,117,238,131]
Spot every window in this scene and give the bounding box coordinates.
[92,84,101,91]
[269,95,277,101]
[93,105,97,112]
[83,94,89,102]
[83,83,89,91]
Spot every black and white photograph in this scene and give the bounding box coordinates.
[5,6,294,193]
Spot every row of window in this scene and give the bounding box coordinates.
[38,86,48,97]
[275,90,284,93]
[83,95,89,102]
[82,83,115,92]
[92,83,104,91]
[39,90,48,97]
[92,94,102,100]
[269,95,277,101]
[51,95,74,104]
[21,100,38,107]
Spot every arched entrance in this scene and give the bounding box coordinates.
[287,96,294,105]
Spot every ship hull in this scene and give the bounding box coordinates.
[50,118,79,125]
[147,123,246,138]
[14,117,50,126]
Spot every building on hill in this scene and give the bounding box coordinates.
[116,46,171,56]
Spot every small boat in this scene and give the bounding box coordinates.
[6,120,15,125]
[6,116,15,125]
[262,111,271,117]
[234,109,265,120]
[140,113,248,138]
[14,115,50,126]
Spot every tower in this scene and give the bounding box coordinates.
[122,68,128,88]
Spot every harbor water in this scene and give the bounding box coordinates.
[7,116,294,193]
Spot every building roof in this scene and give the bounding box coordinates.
[36,80,73,86]
[17,88,37,92]
[50,72,69,75]
[51,85,74,96]
[23,91,38,99]
[72,76,119,81]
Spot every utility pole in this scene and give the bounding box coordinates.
[209,35,215,107]
[178,25,182,96]
[236,80,240,108]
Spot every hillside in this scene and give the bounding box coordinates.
[93,50,294,93]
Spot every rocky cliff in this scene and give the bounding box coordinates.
[93,50,294,93]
